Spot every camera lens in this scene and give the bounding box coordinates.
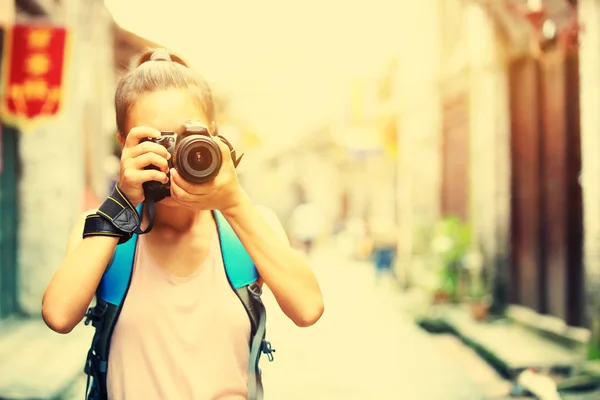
[174,135,222,183]
[187,146,213,172]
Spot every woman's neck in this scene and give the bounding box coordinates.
[145,203,212,234]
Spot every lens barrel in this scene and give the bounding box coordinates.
[174,135,222,183]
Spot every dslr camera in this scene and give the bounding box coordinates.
[141,120,242,203]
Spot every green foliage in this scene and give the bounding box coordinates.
[588,318,600,361]
[432,216,471,264]
[429,215,472,301]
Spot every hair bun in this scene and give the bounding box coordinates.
[135,48,189,68]
[150,50,172,62]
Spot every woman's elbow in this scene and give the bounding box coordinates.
[294,299,325,328]
[42,302,76,334]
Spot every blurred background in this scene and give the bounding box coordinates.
[1,0,600,399]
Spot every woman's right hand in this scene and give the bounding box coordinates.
[118,126,171,206]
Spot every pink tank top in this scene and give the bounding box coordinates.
[106,234,251,400]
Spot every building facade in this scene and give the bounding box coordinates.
[0,0,117,318]
[391,0,584,325]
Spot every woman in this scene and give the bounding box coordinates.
[42,49,324,400]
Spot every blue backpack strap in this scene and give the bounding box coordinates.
[85,204,142,400]
[97,202,141,305]
[96,229,139,306]
[213,210,274,400]
[213,210,258,287]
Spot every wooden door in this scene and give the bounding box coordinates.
[509,57,543,310]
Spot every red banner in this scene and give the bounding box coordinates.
[1,24,68,122]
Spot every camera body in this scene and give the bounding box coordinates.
[141,120,224,203]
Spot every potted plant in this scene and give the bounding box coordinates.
[465,252,491,321]
[468,288,491,321]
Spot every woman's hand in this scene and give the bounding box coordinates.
[118,127,171,206]
[170,137,244,212]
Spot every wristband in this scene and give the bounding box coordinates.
[82,184,142,244]
[82,214,133,244]
[96,184,141,234]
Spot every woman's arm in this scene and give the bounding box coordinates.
[221,192,324,327]
[42,210,119,334]
[43,127,172,334]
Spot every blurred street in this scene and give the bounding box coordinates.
[4,0,600,398]
[259,246,510,400]
[2,242,513,400]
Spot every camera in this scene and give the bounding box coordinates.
[141,120,234,203]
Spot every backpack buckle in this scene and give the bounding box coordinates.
[84,348,96,375]
[84,302,108,327]
[248,281,263,299]
[261,340,276,362]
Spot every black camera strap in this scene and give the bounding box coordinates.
[217,135,244,168]
[82,213,133,244]
[83,184,154,243]
[141,198,157,234]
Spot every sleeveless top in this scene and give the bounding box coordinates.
[106,234,251,400]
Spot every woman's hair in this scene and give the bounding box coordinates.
[114,48,215,136]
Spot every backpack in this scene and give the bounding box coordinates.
[82,204,275,400]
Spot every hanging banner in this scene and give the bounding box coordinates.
[0,24,68,125]
[0,26,4,174]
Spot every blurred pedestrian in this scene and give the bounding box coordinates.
[370,217,397,284]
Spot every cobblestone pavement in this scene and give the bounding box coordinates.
[259,248,512,400]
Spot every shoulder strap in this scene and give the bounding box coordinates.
[213,210,259,288]
[86,204,143,400]
[99,207,257,302]
[96,204,142,305]
[213,210,273,400]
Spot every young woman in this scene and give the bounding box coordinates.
[42,49,324,400]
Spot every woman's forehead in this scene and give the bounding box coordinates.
[126,89,208,133]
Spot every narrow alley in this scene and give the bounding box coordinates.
[260,248,510,400]
[3,1,600,399]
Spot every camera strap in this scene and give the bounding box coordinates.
[217,134,244,168]
[140,198,157,234]
[87,184,154,242]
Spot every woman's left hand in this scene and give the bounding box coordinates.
[170,137,245,212]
